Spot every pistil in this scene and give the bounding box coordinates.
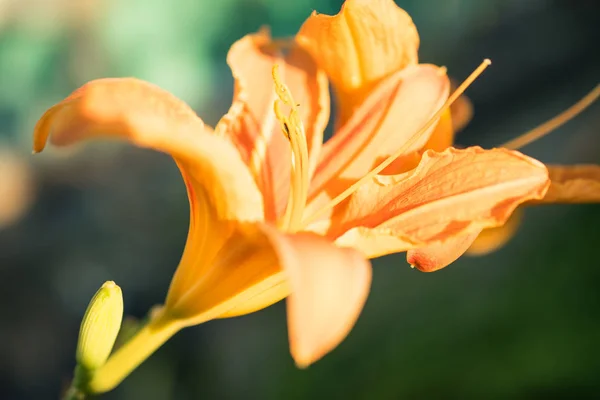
[272,65,310,232]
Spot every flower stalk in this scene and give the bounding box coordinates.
[88,310,183,394]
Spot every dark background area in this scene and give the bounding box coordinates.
[0,0,599,399]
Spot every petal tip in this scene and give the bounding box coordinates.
[407,253,437,273]
[291,351,314,369]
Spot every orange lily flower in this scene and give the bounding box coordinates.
[34,0,553,393]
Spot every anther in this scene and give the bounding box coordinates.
[272,64,310,231]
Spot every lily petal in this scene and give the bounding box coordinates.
[297,0,419,123]
[262,226,371,368]
[332,147,550,258]
[33,78,264,222]
[218,29,330,221]
[308,64,449,209]
[533,164,600,203]
[408,202,524,271]
[166,223,288,323]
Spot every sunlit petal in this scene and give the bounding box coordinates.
[297,0,419,123]
[332,147,550,258]
[33,78,264,222]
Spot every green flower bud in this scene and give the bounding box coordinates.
[76,281,123,371]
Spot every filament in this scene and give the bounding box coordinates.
[501,84,600,150]
[272,65,310,232]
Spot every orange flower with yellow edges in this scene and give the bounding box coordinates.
[33,0,571,395]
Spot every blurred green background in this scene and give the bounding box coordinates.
[1,0,599,399]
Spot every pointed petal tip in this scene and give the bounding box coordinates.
[293,354,313,369]
[407,252,437,273]
[407,231,481,272]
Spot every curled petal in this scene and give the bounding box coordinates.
[309,65,449,208]
[218,29,330,221]
[407,231,481,272]
[262,226,371,368]
[533,164,600,203]
[332,147,550,258]
[33,78,264,222]
[297,0,419,123]
[407,206,523,271]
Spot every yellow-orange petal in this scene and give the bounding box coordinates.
[217,29,330,221]
[165,223,288,323]
[308,64,449,208]
[262,226,371,368]
[407,231,481,272]
[33,78,264,222]
[532,164,600,203]
[467,208,523,256]
[332,147,550,258]
[297,0,419,124]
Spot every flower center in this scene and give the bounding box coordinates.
[272,65,310,232]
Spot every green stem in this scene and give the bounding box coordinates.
[62,364,90,400]
[63,387,85,400]
[88,314,183,394]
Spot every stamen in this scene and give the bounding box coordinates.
[272,65,310,232]
[501,84,600,150]
[301,59,492,227]
[274,101,295,230]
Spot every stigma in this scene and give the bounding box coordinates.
[272,65,310,232]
